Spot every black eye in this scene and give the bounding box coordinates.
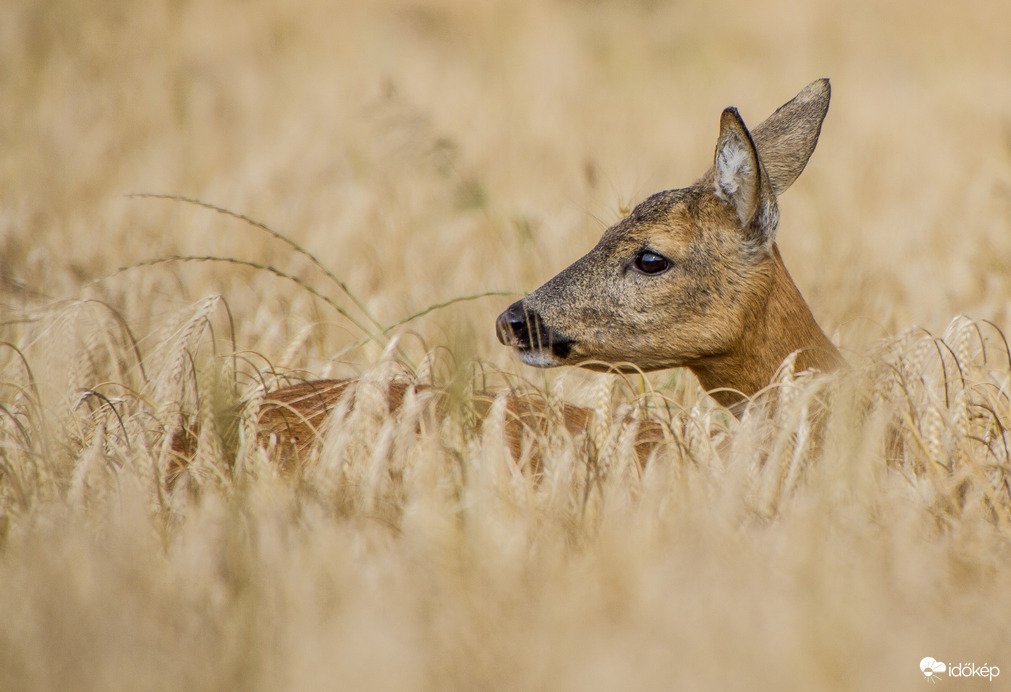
[633,251,671,275]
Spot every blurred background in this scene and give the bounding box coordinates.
[2,0,1010,373]
[3,4,1011,690]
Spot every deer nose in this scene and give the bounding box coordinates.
[496,301,534,347]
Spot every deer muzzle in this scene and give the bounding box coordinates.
[496,300,574,367]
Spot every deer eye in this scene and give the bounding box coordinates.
[633,251,671,275]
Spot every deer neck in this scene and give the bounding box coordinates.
[689,243,843,412]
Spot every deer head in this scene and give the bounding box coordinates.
[496,79,842,409]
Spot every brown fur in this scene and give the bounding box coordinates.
[690,244,844,410]
[250,378,663,473]
[170,80,840,476]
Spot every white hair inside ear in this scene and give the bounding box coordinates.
[714,112,759,227]
[712,107,780,249]
[715,134,756,220]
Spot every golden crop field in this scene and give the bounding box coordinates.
[2,0,1011,689]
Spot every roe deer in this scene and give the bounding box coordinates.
[246,79,843,470]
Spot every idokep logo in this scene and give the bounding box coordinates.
[920,657,1001,683]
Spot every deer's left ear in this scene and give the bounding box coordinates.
[713,107,779,250]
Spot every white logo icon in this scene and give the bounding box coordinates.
[921,657,946,682]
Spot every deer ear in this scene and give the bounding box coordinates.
[713,107,779,248]
[751,78,831,196]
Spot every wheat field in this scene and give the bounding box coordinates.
[2,0,1011,690]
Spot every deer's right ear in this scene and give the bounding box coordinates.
[713,107,779,249]
[750,78,831,196]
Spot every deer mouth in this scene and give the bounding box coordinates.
[496,301,575,368]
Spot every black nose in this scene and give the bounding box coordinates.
[496,300,536,347]
[495,301,574,360]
